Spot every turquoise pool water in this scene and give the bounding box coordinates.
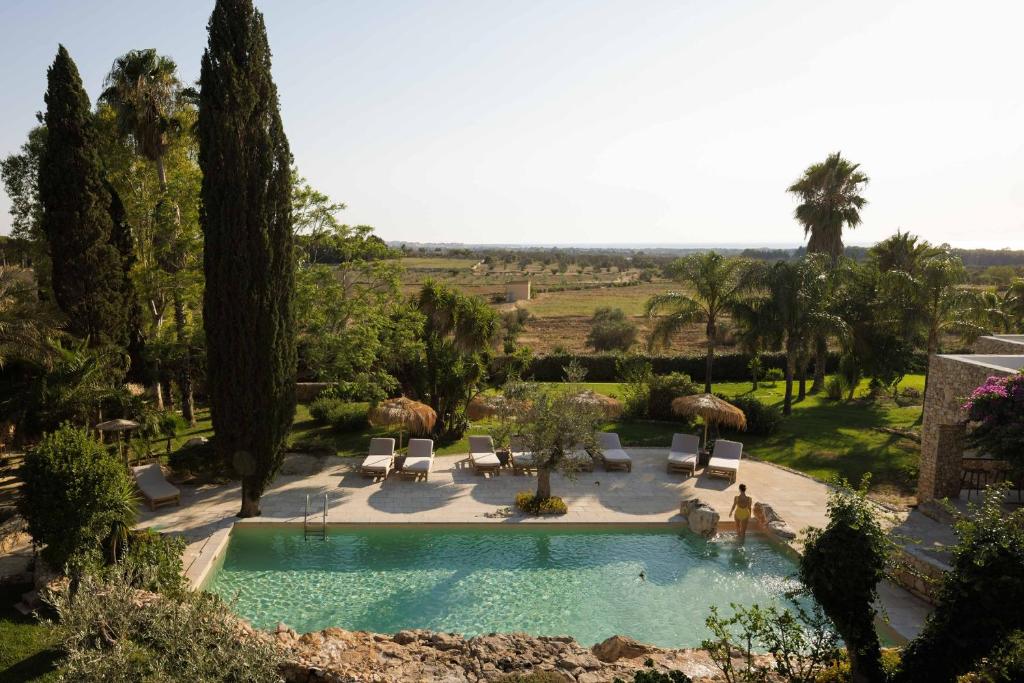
[206,526,809,647]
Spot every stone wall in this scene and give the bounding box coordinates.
[974,335,1024,355]
[918,355,1012,502]
[295,382,333,404]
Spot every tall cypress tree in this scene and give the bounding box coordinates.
[38,46,130,347]
[199,0,296,517]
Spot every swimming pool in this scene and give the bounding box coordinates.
[204,525,809,648]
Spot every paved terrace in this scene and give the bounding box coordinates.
[137,448,933,640]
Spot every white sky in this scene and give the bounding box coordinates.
[2,0,1023,248]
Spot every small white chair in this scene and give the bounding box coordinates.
[706,439,743,483]
[596,432,632,472]
[132,463,180,510]
[360,438,396,479]
[402,438,435,480]
[667,433,701,475]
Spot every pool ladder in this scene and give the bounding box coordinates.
[304,493,328,541]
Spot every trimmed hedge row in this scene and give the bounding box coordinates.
[491,350,932,383]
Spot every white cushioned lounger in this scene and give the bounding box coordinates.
[402,438,435,480]
[667,433,700,475]
[706,439,743,483]
[596,432,632,472]
[361,438,395,478]
[469,435,501,476]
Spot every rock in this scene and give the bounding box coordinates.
[393,630,418,645]
[591,635,655,663]
[183,436,208,448]
[277,622,290,633]
[768,520,797,540]
[679,498,720,538]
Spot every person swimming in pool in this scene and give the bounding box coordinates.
[729,484,752,545]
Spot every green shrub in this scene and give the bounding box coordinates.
[18,424,138,571]
[168,438,230,480]
[718,395,782,436]
[814,648,902,682]
[309,398,368,432]
[586,307,638,352]
[48,572,281,682]
[764,367,785,384]
[613,661,693,683]
[897,486,1024,683]
[825,375,849,401]
[118,529,187,597]
[515,491,568,515]
[647,373,699,421]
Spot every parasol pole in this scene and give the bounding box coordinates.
[703,419,709,451]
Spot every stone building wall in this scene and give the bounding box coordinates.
[974,335,1024,355]
[918,355,1012,502]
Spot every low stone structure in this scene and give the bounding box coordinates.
[506,279,531,303]
[753,502,796,540]
[295,382,334,403]
[679,498,719,538]
[918,336,1024,504]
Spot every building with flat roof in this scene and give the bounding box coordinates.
[505,279,531,303]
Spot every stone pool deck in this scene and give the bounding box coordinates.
[137,448,934,641]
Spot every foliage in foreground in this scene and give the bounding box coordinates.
[615,660,693,682]
[47,572,282,682]
[896,485,1024,683]
[701,602,840,683]
[18,424,137,570]
[798,480,890,683]
[515,491,568,515]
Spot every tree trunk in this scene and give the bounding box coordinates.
[238,479,262,518]
[798,356,808,401]
[155,380,165,411]
[704,320,715,394]
[156,155,168,193]
[922,330,939,403]
[783,349,796,415]
[536,467,552,501]
[172,291,196,426]
[811,335,827,394]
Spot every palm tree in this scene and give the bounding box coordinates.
[759,256,845,415]
[100,50,196,425]
[788,152,869,393]
[0,267,58,367]
[645,252,756,393]
[980,278,1024,334]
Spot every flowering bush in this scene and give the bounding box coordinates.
[961,372,1024,467]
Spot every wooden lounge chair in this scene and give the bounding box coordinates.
[706,439,743,483]
[402,438,435,480]
[509,436,537,475]
[131,463,180,510]
[468,435,502,476]
[667,433,701,475]
[595,432,632,472]
[360,438,396,479]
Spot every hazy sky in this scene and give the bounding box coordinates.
[2,0,1023,248]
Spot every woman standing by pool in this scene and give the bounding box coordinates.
[729,484,752,545]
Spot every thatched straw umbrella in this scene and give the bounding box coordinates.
[96,418,140,466]
[671,394,746,449]
[467,395,531,421]
[367,397,437,449]
[569,390,623,419]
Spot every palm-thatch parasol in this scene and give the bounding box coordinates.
[569,390,623,419]
[96,418,140,466]
[671,394,746,448]
[367,397,437,448]
[467,395,531,421]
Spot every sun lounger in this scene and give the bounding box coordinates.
[360,438,396,479]
[596,432,632,472]
[131,463,180,510]
[706,439,743,483]
[509,436,537,475]
[469,435,501,476]
[667,433,701,475]
[402,438,435,480]
[564,445,595,473]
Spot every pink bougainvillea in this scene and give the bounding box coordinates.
[961,372,1024,464]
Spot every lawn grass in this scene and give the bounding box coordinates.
[520,283,667,317]
[0,584,62,682]
[162,375,923,504]
[399,256,481,270]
